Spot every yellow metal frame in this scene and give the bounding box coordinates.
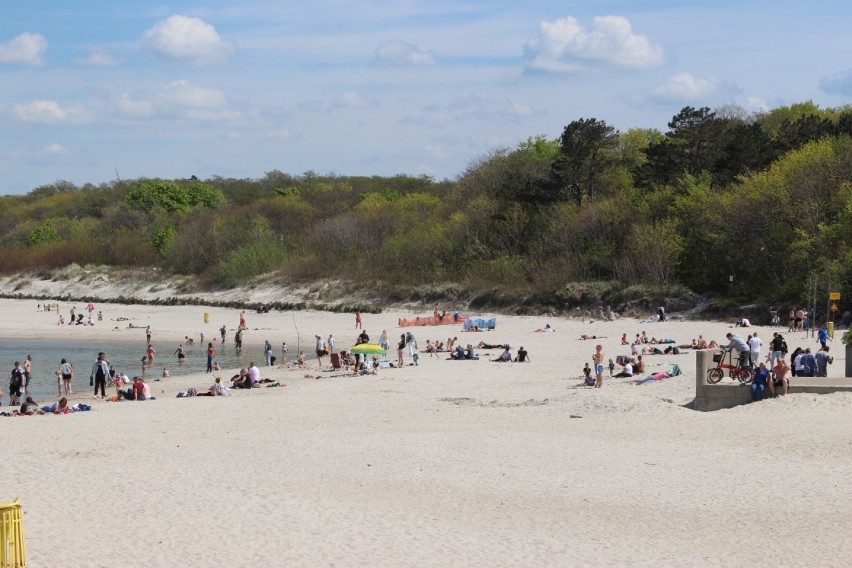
[0,499,26,568]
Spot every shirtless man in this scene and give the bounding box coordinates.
[770,357,790,397]
[174,344,186,365]
[23,354,33,396]
[593,344,605,388]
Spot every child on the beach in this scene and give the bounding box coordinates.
[583,363,594,386]
[608,358,615,377]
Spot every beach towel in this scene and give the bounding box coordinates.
[463,317,496,331]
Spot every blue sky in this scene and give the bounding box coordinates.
[2,1,851,194]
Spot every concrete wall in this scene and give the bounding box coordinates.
[693,349,852,411]
[692,349,752,411]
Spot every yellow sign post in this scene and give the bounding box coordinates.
[830,292,841,301]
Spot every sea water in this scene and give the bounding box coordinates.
[0,337,268,403]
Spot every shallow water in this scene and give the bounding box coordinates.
[0,337,270,403]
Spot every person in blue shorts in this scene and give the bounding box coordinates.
[751,362,769,401]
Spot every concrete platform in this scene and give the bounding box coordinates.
[692,350,852,411]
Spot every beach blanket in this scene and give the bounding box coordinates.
[633,364,682,385]
[463,317,496,331]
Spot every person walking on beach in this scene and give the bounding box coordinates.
[406,331,417,358]
[220,325,227,343]
[147,344,155,368]
[91,352,109,399]
[59,358,73,395]
[146,325,152,344]
[379,330,389,350]
[315,335,327,368]
[87,301,95,318]
[206,343,215,373]
[593,344,605,388]
[23,354,33,396]
[327,334,335,354]
[355,310,362,329]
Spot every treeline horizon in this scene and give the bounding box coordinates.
[3,100,852,308]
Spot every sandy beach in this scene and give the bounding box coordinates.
[2,298,851,567]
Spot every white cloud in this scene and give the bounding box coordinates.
[375,40,435,66]
[402,94,535,125]
[332,90,377,109]
[141,15,234,63]
[524,15,663,73]
[40,143,67,156]
[13,100,82,123]
[744,96,770,112]
[637,73,741,105]
[74,48,120,66]
[117,80,239,121]
[0,32,48,66]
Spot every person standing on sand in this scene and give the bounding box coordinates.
[70,306,76,325]
[379,330,389,350]
[23,354,33,396]
[397,334,406,367]
[355,310,362,329]
[593,344,605,388]
[239,310,246,329]
[315,335,327,368]
[206,343,215,373]
[91,352,109,399]
[146,325,152,344]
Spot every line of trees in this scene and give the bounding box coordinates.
[2,101,852,305]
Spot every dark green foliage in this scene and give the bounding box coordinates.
[551,118,618,206]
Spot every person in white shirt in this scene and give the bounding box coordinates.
[248,363,261,385]
[614,361,634,377]
[748,332,762,368]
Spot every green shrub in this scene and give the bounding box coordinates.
[216,239,287,287]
